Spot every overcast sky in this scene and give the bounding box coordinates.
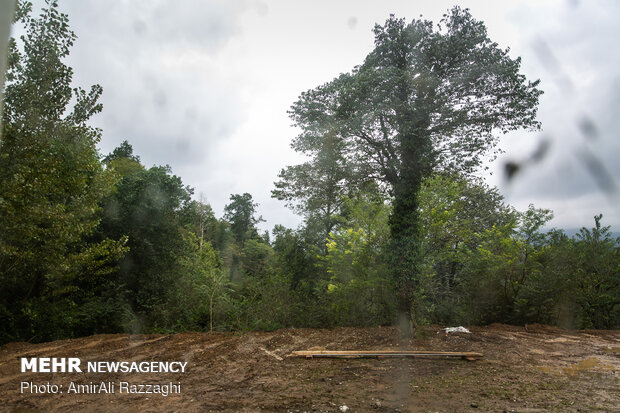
[16,0,620,232]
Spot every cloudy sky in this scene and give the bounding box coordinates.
[15,0,620,232]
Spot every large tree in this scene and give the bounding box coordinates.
[286,8,542,329]
[0,0,126,342]
[223,193,263,244]
[100,150,194,324]
[273,132,355,243]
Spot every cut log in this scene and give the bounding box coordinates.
[290,350,483,360]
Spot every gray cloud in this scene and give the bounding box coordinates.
[57,0,250,169]
[493,0,620,227]
[14,0,619,231]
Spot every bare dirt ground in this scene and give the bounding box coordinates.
[1,324,618,412]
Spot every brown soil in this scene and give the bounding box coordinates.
[1,324,618,412]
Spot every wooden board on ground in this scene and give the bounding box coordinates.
[291,350,483,361]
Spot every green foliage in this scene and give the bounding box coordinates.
[242,239,273,278]
[284,8,543,325]
[447,208,619,329]
[229,270,300,331]
[182,200,219,249]
[103,140,140,164]
[0,0,126,343]
[172,235,229,332]
[456,205,553,324]
[569,215,619,328]
[1,3,617,345]
[271,224,324,305]
[416,174,517,324]
[322,193,390,280]
[317,192,395,326]
[98,160,194,330]
[273,133,355,242]
[223,193,264,244]
[318,276,395,327]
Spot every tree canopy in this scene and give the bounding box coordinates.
[224,193,264,244]
[1,2,616,346]
[283,7,543,328]
[0,0,126,342]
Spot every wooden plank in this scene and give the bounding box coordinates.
[290,350,483,360]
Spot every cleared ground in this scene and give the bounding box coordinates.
[1,324,618,412]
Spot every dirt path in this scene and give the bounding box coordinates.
[1,324,618,412]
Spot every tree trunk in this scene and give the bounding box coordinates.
[388,68,434,336]
[389,169,423,338]
[209,293,214,332]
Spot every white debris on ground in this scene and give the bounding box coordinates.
[443,326,471,334]
[259,347,283,361]
[339,405,349,412]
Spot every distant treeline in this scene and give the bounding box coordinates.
[1,2,618,344]
[1,136,618,344]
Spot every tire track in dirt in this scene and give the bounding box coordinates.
[1,325,618,412]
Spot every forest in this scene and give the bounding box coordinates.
[0,1,618,345]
